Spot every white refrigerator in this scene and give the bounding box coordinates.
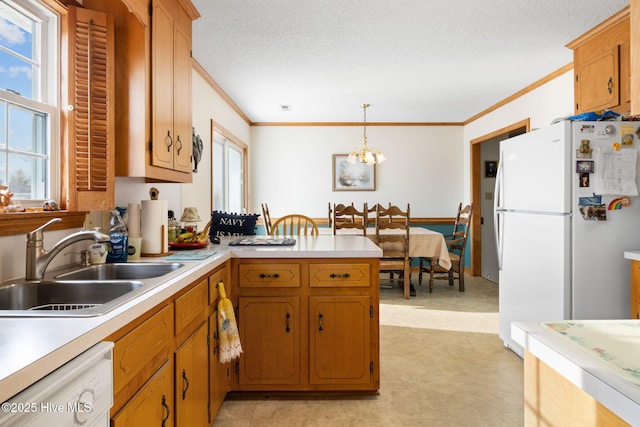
[494,120,639,357]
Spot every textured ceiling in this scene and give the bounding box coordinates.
[191,0,629,123]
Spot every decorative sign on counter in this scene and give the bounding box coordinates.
[229,237,296,246]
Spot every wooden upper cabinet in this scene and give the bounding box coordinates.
[64,6,115,211]
[151,0,194,175]
[631,1,640,115]
[83,0,199,183]
[567,7,630,114]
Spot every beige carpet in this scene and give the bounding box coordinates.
[214,275,524,427]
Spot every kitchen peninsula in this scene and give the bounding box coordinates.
[0,235,382,424]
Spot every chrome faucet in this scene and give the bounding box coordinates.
[26,218,110,280]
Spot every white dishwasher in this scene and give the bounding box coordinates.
[0,341,114,427]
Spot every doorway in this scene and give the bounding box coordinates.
[470,119,529,282]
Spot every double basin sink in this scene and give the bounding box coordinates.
[0,262,187,317]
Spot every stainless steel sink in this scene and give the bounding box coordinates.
[55,262,184,281]
[0,280,144,317]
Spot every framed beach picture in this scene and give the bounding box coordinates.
[332,154,376,191]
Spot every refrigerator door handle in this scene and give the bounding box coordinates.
[494,151,505,270]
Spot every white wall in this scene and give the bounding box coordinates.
[462,70,575,202]
[250,125,463,218]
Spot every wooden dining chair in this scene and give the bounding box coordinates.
[375,204,411,299]
[261,203,273,235]
[366,203,390,227]
[270,214,319,236]
[419,203,473,292]
[333,203,368,235]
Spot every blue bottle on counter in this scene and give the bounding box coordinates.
[106,210,128,263]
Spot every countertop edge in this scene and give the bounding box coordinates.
[624,250,640,261]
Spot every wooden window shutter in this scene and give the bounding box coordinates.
[66,6,115,211]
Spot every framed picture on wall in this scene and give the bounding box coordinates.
[332,154,376,191]
[485,160,497,178]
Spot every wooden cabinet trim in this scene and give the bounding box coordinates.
[0,211,86,237]
[566,7,630,49]
[631,260,640,319]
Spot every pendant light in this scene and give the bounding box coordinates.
[347,103,386,165]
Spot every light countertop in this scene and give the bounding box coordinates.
[624,250,640,262]
[512,320,640,426]
[0,235,382,403]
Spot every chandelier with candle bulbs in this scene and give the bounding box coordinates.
[347,103,386,165]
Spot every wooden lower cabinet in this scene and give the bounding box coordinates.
[175,323,208,426]
[110,304,174,413]
[110,263,230,426]
[524,350,628,426]
[111,361,174,427]
[238,296,300,385]
[232,258,380,392]
[108,257,379,425]
[112,359,174,427]
[631,260,640,319]
[173,279,208,425]
[309,296,371,385]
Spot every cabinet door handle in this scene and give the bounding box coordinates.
[181,369,190,400]
[161,394,171,427]
[177,134,183,155]
[285,312,291,333]
[318,313,324,332]
[166,131,173,152]
[329,273,350,279]
[259,273,280,279]
[607,77,613,94]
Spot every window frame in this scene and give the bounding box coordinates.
[212,123,248,213]
[0,0,60,206]
[0,0,85,236]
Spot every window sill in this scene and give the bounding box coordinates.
[0,211,87,237]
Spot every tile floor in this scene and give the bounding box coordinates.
[212,275,524,426]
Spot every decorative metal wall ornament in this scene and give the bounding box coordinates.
[192,127,204,172]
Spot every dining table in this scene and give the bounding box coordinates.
[319,226,452,270]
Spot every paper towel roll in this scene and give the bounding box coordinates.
[141,200,168,254]
[127,203,141,238]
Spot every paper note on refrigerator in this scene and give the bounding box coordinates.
[594,148,638,196]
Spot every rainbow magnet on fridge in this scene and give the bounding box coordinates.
[608,197,631,210]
